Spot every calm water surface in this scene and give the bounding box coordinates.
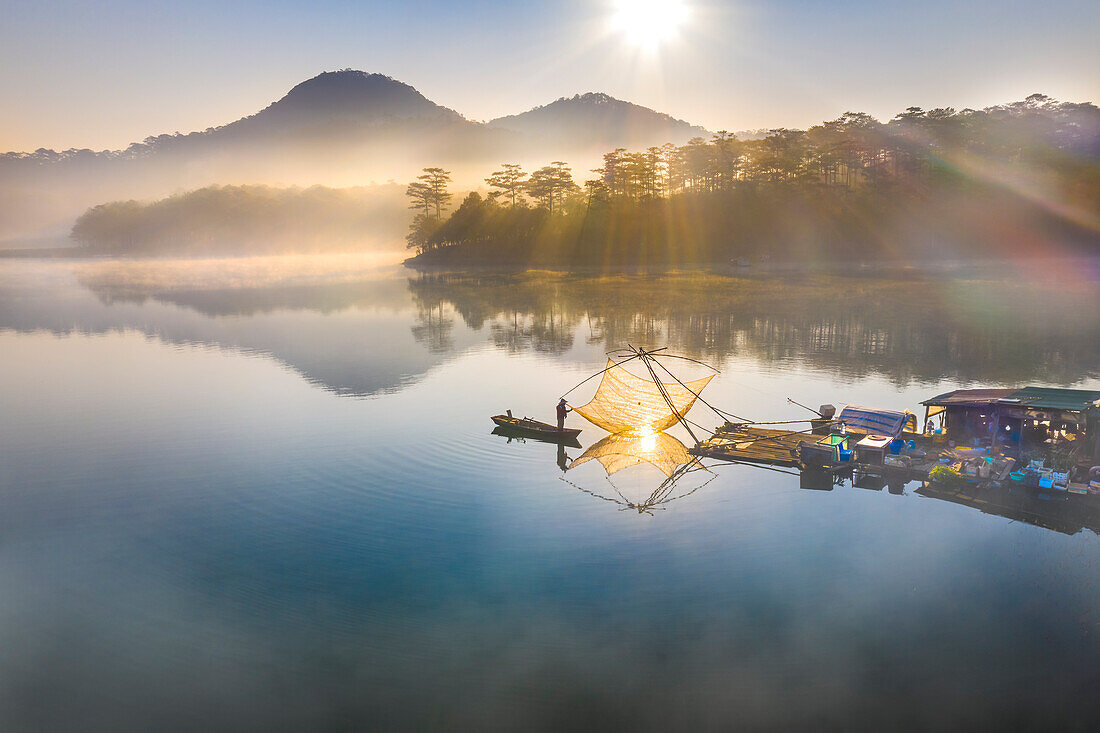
[1,256,1099,731]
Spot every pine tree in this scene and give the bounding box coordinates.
[527,162,579,214]
[418,167,453,217]
[485,163,527,206]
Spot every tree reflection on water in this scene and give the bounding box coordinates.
[408,270,1100,385]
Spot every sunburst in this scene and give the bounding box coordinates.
[609,0,691,50]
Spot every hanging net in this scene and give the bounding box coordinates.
[568,431,693,478]
[572,359,715,434]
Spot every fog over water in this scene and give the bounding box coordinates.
[2,0,1097,727]
[1,257,1098,730]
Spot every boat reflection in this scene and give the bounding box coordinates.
[490,425,582,450]
[563,431,716,515]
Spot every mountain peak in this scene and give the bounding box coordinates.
[528,92,645,113]
[228,70,463,133]
[488,92,709,148]
[565,92,616,105]
[280,70,420,106]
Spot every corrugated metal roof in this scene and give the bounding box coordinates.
[921,389,1017,406]
[921,387,1100,412]
[1005,387,1100,412]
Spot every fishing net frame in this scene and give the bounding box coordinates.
[570,358,715,435]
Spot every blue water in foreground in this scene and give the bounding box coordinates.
[1,258,1098,731]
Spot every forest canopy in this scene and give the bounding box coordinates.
[405,95,1100,267]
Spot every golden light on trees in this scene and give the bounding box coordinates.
[609,0,690,50]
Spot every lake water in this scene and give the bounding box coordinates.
[1,256,1099,730]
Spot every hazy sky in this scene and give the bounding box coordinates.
[2,0,1097,152]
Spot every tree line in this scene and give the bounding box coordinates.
[405,95,1100,266]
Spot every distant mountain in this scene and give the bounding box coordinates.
[2,73,712,165]
[217,70,466,138]
[0,70,499,239]
[489,92,710,151]
[0,72,713,239]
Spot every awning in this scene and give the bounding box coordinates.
[921,389,1017,407]
[921,387,1100,415]
[1003,387,1100,413]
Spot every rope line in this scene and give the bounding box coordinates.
[647,353,753,424]
[558,353,643,401]
[633,346,698,443]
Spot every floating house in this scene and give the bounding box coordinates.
[921,387,1100,466]
[691,386,1100,497]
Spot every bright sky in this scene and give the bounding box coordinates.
[2,0,1097,152]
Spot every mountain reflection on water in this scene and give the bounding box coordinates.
[3,258,1094,396]
[0,258,465,396]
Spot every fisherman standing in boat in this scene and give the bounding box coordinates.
[556,397,571,431]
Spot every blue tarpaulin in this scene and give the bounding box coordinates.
[838,405,912,436]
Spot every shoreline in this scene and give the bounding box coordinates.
[401,254,1100,281]
[2,246,1098,284]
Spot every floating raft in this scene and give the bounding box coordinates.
[690,424,809,467]
[693,423,1025,487]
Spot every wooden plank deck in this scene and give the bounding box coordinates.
[689,425,810,468]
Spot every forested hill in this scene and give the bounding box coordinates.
[70,184,409,256]
[489,93,708,151]
[405,95,1100,268]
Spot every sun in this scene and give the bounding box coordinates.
[610,0,690,49]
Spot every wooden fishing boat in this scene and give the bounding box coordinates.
[491,413,581,441]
